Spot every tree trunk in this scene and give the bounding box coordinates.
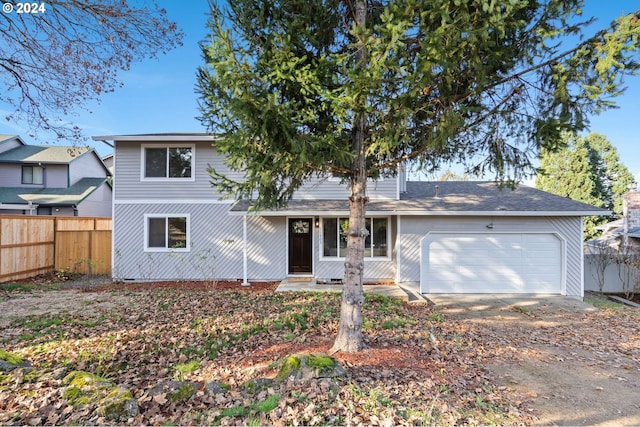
[330,175,368,353]
[330,0,368,354]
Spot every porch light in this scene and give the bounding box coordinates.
[315,217,320,228]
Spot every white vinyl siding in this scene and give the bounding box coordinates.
[293,175,398,200]
[114,141,242,200]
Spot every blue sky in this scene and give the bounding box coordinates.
[1,1,639,180]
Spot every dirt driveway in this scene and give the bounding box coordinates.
[428,294,640,426]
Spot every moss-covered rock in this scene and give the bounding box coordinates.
[62,370,112,389]
[204,380,229,395]
[61,370,139,421]
[96,388,139,421]
[242,377,274,395]
[307,354,336,368]
[275,355,302,382]
[149,380,198,403]
[275,354,346,382]
[0,349,32,372]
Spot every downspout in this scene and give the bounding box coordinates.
[395,215,402,284]
[242,215,249,286]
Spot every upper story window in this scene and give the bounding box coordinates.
[322,217,389,259]
[142,144,193,180]
[22,165,44,184]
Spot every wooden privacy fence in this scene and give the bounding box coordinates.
[0,215,112,282]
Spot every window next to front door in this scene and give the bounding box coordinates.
[322,217,389,259]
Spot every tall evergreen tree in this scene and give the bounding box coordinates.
[536,132,635,239]
[584,133,636,215]
[197,0,640,352]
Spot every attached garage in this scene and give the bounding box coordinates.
[420,232,564,294]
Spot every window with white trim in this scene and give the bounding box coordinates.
[322,217,388,258]
[145,214,189,251]
[22,165,43,184]
[142,145,193,179]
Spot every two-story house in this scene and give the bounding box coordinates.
[95,132,607,297]
[0,135,112,216]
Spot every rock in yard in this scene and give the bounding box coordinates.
[275,354,347,382]
[149,380,199,403]
[0,349,32,372]
[62,371,139,422]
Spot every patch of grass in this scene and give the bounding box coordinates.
[428,311,445,322]
[512,305,530,314]
[381,317,414,329]
[221,405,250,418]
[255,394,279,412]
[74,319,98,328]
[13,314,64,338]
[585,295,626,312]
[0,283,35,292]
[174,360,200,379]
[220,394,279,420]
[0,281,63,293]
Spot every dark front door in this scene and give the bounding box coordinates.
[288,218,313,274]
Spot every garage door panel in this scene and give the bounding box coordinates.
[421,233,563,294]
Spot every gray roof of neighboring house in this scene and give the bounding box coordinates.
[0,145,92,164]
[0,178,109,206]
[230,181,609,216]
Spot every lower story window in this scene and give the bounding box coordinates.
[145,214,189,251]
[322,217,388,258]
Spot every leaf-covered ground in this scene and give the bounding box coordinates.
[1,280,639,425]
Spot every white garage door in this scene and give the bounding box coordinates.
[420,233,563,294]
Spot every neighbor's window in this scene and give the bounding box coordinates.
[22,165,44,184]
[322,217,388,258]
[143,145,193,179]
[145,215,189,251]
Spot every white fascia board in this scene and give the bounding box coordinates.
[229,210,351,217]
[92,134,216,142]
[231,209,610,217]
[0,203,38,210]
[231,210,402,217]
[114,199,233,205]
[389,210,610,217]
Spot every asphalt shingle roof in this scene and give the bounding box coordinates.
[0,178,108,206]
[230,181,608,216]
[0,145,91,164]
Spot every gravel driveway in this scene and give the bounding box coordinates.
[427,293,640,426]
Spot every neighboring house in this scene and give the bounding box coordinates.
[0,135,112,217]
[585,190,640,293]
[102,153,114,175]
[589,190,640,251]
[95,133,607,297]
